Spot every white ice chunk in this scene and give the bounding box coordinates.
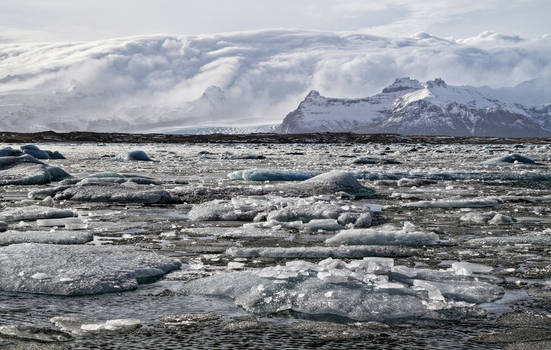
[326,222,438,246]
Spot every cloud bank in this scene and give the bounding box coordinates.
[0,29,550,132]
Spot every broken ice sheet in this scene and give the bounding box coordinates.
[325,222,439,247]
[181,257,503,322]
[0,243,181,295]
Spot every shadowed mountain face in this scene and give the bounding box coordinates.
[279,78,551,137]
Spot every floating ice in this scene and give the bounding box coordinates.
[401,197,501,209]
[397,178,436,187]
[482,154,542,166]
[326,222,439,246]
[0,155,70,186]
[228,169,321,181]
[188,198,268,221]
[0,205,75,222]
[54,185,181,204]
[467,230,551,246]
[0,230,93,245]
[50,316,141,334]
[459,211,515,225]
[0,147,22,157]
[125,150,152,161]
[229,154,265,160]
[182,257,503,321]
[353,157,401,165]
[450,261,493,276]
[0,243,181,295]
[0,325,72,343]
[276,171,375,197]
[225,246,415,259]
[303,219,342,233]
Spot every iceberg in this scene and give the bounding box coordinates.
[0,155,70,186]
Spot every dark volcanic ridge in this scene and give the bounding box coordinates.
[1,131,551,145]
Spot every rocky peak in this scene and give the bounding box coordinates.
[425,78,447,89]
[382,77,423,93]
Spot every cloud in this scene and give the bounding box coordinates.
[0,29,549,132]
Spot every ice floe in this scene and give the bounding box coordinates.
[325,222,439,247]
[54,184,181,204]
[0,205,75,222]
[400,197,501,209]
[275,171,375,197]
[0,243,181,295]
[225,246,415,259]
[0,325,72,343]
[466,230,551,246]
[0,155,70,186]
[459,211,515,225]
[50,317,141,334]
[482,154,543,166]
[181,257,503,321]
[353,157,401,165]
[0,230,93,245]
[228,168,321,181]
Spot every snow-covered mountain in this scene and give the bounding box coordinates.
[0,29,550,133]
[279,78,551,137]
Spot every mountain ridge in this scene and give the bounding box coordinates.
[278,77,551,137]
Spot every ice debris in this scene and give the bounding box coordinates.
[0,230,93,246]
[0,325,72,343]
[326,222,439,247]
[0,205,75,222]
[353,157,401,165]
[182,257,503,321]
[0,155,70,186]
[459,211,515,225]
[20,144,65,160]
[225,246,415,259]
[188,195,374,232]
[0,243,181,295]
[466,230,551,246]
[50,317,141,334]
[54,185,181,204]
[482,154,542,166]
[228,168,321,181]
[401,197,501,209]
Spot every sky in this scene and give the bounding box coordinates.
[0,0,549,42]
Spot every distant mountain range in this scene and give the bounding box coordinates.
[1,30,550,136]
[278,78,551,137]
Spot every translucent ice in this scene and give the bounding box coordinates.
[326,222,439,246]
[0,243,181,295]
[228,168,321,181]
[0,155,70,186]
[0,230,93,245]
[182,257,503,321]
[0,205,75,222]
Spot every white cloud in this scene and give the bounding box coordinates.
[0,29,549,132]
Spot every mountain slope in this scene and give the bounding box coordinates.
[279,78,551,137]
[0,29,550,133]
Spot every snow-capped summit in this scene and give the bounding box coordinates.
[279,78,551,137]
